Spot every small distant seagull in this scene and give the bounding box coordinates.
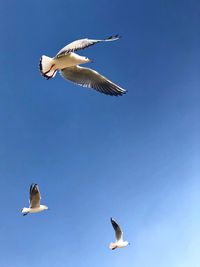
[109,217,130,250]
[21,184,48,216]
[39,35,126,96]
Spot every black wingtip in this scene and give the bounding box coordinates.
[30,183,37,188]
[119,89,127,96]
[114,34,121,39]
[30,183,34,191]
[113,88,127,97]
[30,183,39,194]
[106,34,121,41]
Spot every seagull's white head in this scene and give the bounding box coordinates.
[41,205,48,211]
[124,241,130,246]
[84,57,92,63]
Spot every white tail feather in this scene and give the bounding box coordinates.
[40,55,57,79]
[109,243,117,250]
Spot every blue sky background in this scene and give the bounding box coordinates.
[0,0,199,266]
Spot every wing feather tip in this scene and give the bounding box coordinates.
[106,34,121,41]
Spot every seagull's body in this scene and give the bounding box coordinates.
[40,35,126,96]
[109,218,129,250]
[21,184,48,216]
[42,53,89,76]
[21,205,48,214]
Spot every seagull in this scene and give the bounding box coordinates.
[39,35,126,96]
[21,184,48,216]
[109,217,130,250]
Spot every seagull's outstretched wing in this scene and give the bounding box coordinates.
[29,184,41,208]
[60,66,126,96]
[56,35,120,57]
[111,218,123,241]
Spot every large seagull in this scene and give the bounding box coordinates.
[21,184,48,216]
[39,35,126,96]
[109,218,130,250]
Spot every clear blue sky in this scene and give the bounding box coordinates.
[0,0,199,266]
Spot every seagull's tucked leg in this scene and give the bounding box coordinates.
[40,55,57,79]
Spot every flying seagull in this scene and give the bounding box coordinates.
[21,184,48,216]
[109,217,130,250]
[39,35,126,96]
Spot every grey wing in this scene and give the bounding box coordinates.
[56,35,120,57]
[60,66,126,96]
[111,218,123,241]
[29,184,41,208]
